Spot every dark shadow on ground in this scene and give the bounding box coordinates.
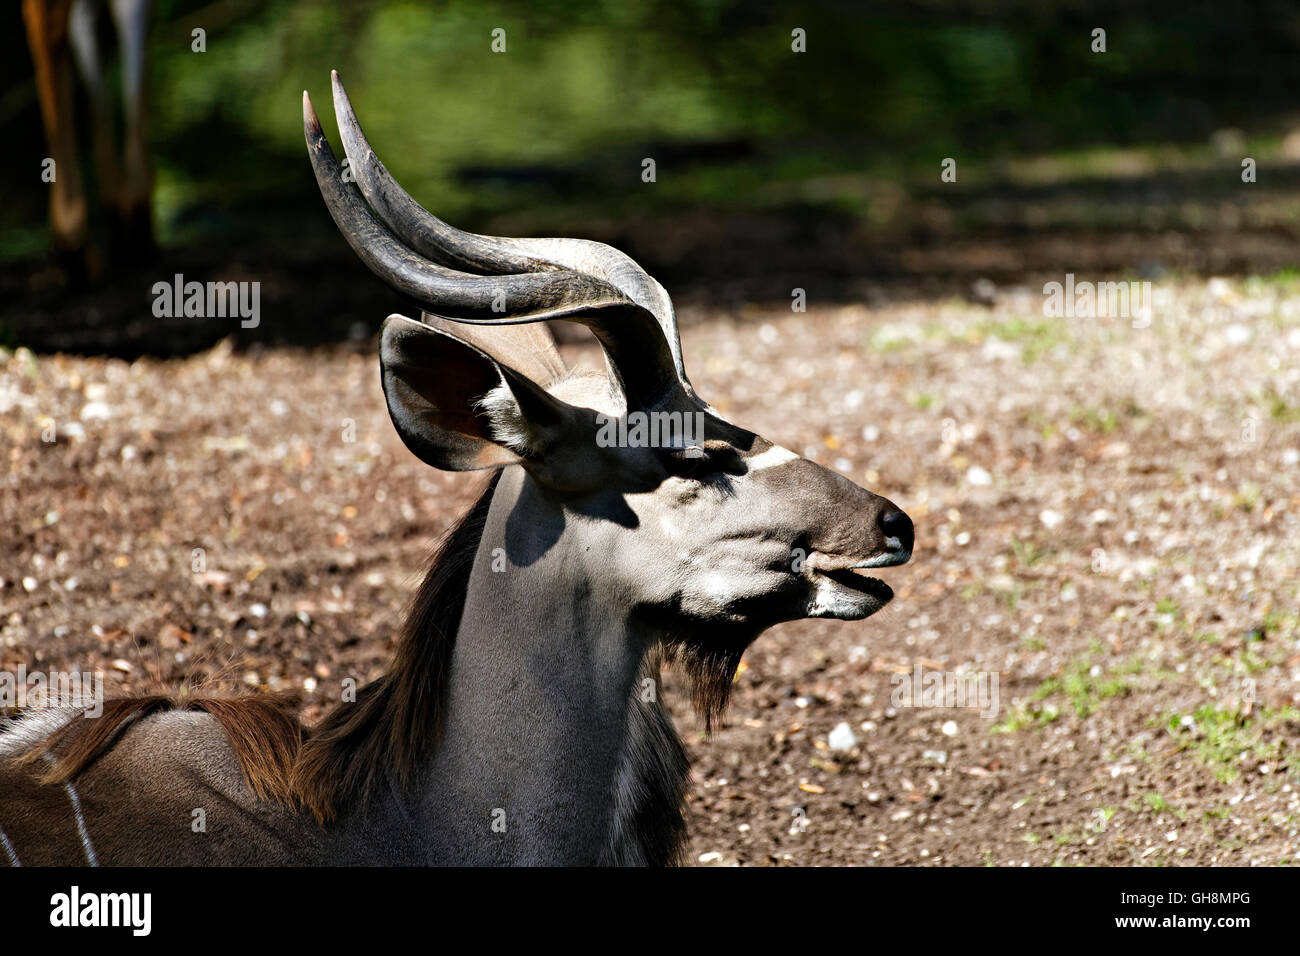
[5,158,1300,357]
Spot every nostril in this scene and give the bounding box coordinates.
[879,509,914,551]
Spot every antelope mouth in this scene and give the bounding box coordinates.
[807,561,898,620]
[823,567,894,602]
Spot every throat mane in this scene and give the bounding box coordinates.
[601,654,691,866]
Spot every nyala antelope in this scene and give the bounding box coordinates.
[0,73,913,866]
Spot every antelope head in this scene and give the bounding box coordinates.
[304,72,913,655]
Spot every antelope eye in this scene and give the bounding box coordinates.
[659,442,746,479]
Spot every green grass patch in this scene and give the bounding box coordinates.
[1163,705,1299,784]
[1140,791,1185,819]
[993,641,1139,731]
[1010,537,1053,569]
[973,315,1068,364]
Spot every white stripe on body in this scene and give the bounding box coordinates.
[44,753,98,866]
[0,824,19,866]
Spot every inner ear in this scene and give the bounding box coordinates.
[380,316,522,471]
[474,368,564,456]
[392,334,508,441]
[379,314,582,473]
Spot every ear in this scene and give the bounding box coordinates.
[379,314,577,472]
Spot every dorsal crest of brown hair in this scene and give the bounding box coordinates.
[290,471,500,823]
[20,693,303,805]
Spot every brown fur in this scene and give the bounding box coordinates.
[19,693,303,805]
[659,632,748,733]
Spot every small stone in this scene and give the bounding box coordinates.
[1207,277,1232,298]
[970,277,997,306]
[828,721,858,752]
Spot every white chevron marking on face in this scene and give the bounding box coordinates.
[746,445,800,472]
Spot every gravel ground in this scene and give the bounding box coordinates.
[3,276,1298,865]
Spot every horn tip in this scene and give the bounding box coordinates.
[303,90,321,133]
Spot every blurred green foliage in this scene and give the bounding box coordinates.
[3,0,1299,259]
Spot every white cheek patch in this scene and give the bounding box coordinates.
[807,574,842,617]
[745,445,800,472]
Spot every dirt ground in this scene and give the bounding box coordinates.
[2,277,1298,865]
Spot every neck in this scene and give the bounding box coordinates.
[407,468,689,864]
